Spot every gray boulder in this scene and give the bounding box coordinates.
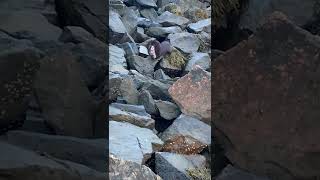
[168,32,200,53]
[155,100,181,120]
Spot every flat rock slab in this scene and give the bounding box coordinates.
[109,44,129,75]
[169,66,211,124]
[160,114,211,145]
[155,152,206,180]
[110,103,150,117]
[168,32,200,54]
[109,121,163,164]
[185,52,211,72]
[0,141,106,180]
[5,130,106,172]
[187,18,211,33]
[155,100,181,120]
[109,154,162,180]
[212,12,320,179]
[0,10,62,41]
[156,11,189,27]
[109,105,155,129]
[146,26,182,39]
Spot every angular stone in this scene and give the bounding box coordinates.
[136,0,157,8]
[127,55,158,77]
[109,121,163,164]
[109,154,162,180]
[109,10,128,44]
[109,105,155,129]
[184,7,209,23]
[187,18,211,33]
[118,42,139,58]
[109,44,128,75]
[156,11,189,27]
[155,152,206,180]
[34,50,96,138]
[169,66,211,123]
[110,103,150,117]
[212,12,320,180]
[140,8,158,21]
[185,52,211,72]
[160,114,211,145]
[161,135,207,155]
[119,76,140,104]
[146,26,182,39]
[0,11,62,42]
[5,130,106,172]
[154,69,171,80]
[168,32,200,53]
[155,100,181,120]
[139,89,159,115]
[0,141,106,180]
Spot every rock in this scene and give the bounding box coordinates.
[184,52,211,72]
[156,11,189,27]
[5,130,106,172]
[133,27,150,43]
[160,48,186,76]
[212,12,320,180]
[0,141,106,180]
[198,31,211,53]
[109,44,128,75]
[169,66,211,123]
[155,152,206,179]
[121,8,140,35]
[142,79,171,101]
[137,18,162,28]
[118,42,139,58]
[108,10,128,44]
[109,105,155,129]
[59,26,100,44]
[0,11,62,42]
[34,50,96,138]
[146,26,182,39]
[239,0,319,32]
[110,103,150,117]
[161,135,207,155]
[216,165,270,180]
[168,32,200,53]
[154,69,171,80]
[119,76,140,104]
[109,154,162,180]
[109,121,163,164]
[0,0,57,25]
[55,0,107,42]
[110,0,126,16]
[140,8,158,21]
[184,7,209,23]
[139,89,159,115]
[139,45,149,56]
[162,3,183,16]
[187,18,211,33]
[155,100,181,120]
[0,33,43,132]
[160,114,211,145]
[127,55,158,77]
[157,0,179,7]
[109,73,124,102]
[71,41,107,89]
[136,0,157,8]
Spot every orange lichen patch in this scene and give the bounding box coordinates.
[160,135,207,155]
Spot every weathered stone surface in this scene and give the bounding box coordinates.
[155,100,181,120]
[0,11,62,41]
[155,152,206,180]
[34,50,96,138]
[187,18,211,33]
[109,44,128,75]
[127,55,158,77]
[169,66,211,123]
[239,0,318,32]
[161,135,207,155]
[156,11,189,27]
[168,32,200,53]
[109,105,155,129]
[146,26,182,39]
[0,141,106,180]
[109,121,163,164]
[184,52,211,72]
[5,130,106,172]
[0,33,43,132]
[212,12,320,180]
[184,7,209,23]
[110,103,150,117]
[136,0,157,8]
[160,114,211,145]
[109,10,128,44]
[140,8,158,21]
[154,69,171,80]
[109,154,162,180]
[139,89,159,115]
[216,165,270,180]
[55,0,107,42]
[119,76,140,104]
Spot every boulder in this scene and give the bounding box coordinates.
[154,69,171,80]
[187,18,211,33]
[0,11,62,42]
[184,52,211,72]
[5,130,106,172]
[110,103,150,117]
[109,121,163,164]
[139,89,159,115]
[109,154,162,180]
[155,100,181,120]
[155,152,206,180]
[136,0,157,8]
[109,10,130,44]
[212,12,320,179]
[169,66,211,124]
[146,26,182,39]
[127,55,158,77]
[161,135,207,155]
[168,32,200,53]
[109,44,128,75]
[156,11,189,27]
[140,8,158,21]
[0,141,106,180]
[34,50,96,138]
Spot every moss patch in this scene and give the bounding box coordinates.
[164,48,186,69]
[186,167,211,180]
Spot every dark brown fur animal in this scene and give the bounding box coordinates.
[147,40,172,59]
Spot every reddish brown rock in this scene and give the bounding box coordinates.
[161,135,207,155]
[168,66,211,124]
[212,12,320,180]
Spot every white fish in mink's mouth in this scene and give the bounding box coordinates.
[150,46,156,59]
